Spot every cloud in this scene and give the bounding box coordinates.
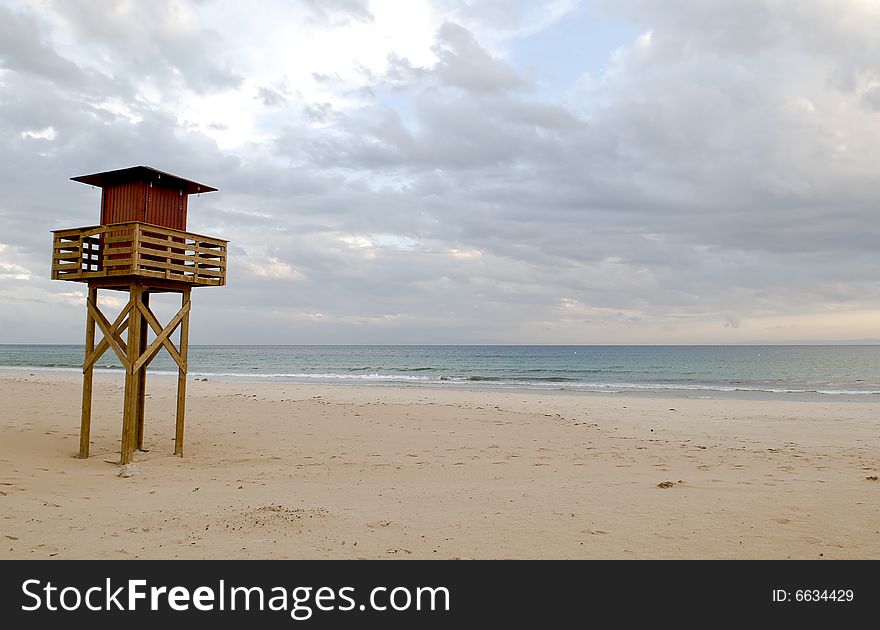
[301,0,374,26]
[43,0,242,94]
[432,21,530,92]
[0,5,89,86]
[0,0,878,343]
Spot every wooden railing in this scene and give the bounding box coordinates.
[52,222,227,287]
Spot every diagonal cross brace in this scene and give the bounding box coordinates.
[136,300,184,369]
[133,299,191,373]
[88,298,132,371]
[83,302,131,372]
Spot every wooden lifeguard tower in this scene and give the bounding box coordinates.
[51,166,227,464]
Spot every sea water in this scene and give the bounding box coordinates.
[1,344,879,398]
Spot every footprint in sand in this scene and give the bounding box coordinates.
[366,520,392,528]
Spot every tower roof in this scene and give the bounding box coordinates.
[71,166,217,195]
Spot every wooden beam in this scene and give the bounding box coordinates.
[83,315,128,371]
[136,234,224,254]
[51,226,104,240]
[174,289,191,456]
[79,286,97,459]
[136,291,149,451]
[89,298,131,370]
[135,258,196,275]
[138,248,204,264]
[121,357,134,464]
[136,299,184,369]
[52,262,82,271]
[83,302,131,371]
[120,285,143,464]
[133,299,191,373]
[52,221,226,288]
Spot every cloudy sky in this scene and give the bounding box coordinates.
[1,0,878,344]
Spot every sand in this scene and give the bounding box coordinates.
[0,370,877,559]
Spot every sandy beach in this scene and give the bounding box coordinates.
[0,370,877,559]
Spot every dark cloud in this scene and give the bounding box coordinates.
[44,0,242,93]
[432,22,530,92]
[0,6,88,86]
[0,1,878,343]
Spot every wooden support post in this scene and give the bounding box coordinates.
[79,286,98,458]
[136,291,149,451]
[121,285,143,464]
[174,288,191,456]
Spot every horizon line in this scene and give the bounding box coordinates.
[2,341,880,347]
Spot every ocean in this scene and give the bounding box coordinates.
[1,344,879,398]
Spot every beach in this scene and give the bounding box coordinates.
[1,370,877,559]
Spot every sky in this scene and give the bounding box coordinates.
[1,0,879,344]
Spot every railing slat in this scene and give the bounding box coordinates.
[50,221,225,287]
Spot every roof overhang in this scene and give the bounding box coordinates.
[71,166,217,195]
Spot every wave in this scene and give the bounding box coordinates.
[346,366,436,372]
[174,372,880,394]
[1,365,83,372]
[466,375,576,382]
[188,371,433,382]
[556,382,880,395]
[2,365,878,395]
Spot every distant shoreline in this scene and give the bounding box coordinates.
[2,365,877,402]
[2,342,880,347]
[3,344,878,400]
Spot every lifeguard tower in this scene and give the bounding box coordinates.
[50,166,227,464]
